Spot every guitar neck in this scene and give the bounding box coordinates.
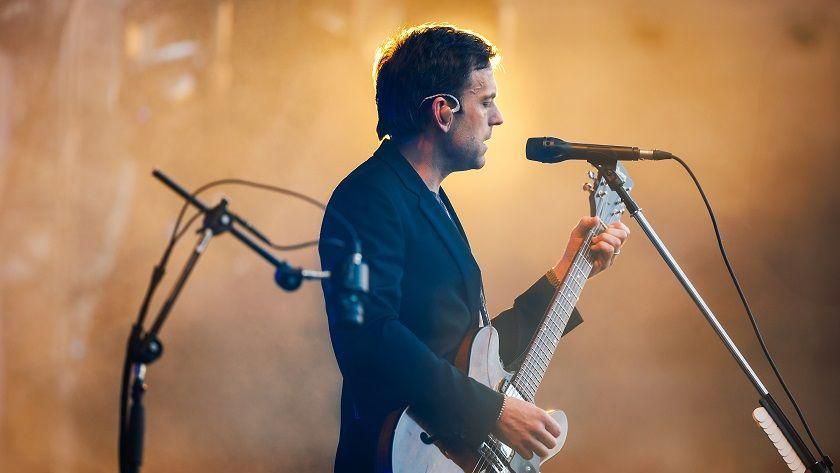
[510,224,605,401]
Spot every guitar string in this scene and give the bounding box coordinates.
[495,224,605,469]
[529,238,594,393]
[486,228,600,471]
[516,213,617,397]
[474,215,615,471]
[519,273,581,397]
[512,225,600,396]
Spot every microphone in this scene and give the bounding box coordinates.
[274,253,366,327]
[335,252,368,327]
[526,137,673,164]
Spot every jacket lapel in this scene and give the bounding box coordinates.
[375,140,483,321]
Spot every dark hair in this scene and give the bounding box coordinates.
[373,23,499,142]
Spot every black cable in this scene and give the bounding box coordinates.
[174,210,202,241]
[670,155,827,459]
[167,178,356,252]
[174,208,341,250]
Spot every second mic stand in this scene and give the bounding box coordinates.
[119,172,333,473]
[596,160,832,473]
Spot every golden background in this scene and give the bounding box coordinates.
[0,0,837,471]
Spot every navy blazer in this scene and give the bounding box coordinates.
[319,139,582,471]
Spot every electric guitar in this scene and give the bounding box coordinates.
[377,163,633,473]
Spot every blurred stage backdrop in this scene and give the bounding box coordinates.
[1,0,838,471]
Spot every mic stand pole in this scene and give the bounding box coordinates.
[595,161,833,473]
[121,212,222,473]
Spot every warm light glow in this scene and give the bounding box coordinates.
[0,2,837,472]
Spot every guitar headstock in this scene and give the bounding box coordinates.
[585,162,634,226]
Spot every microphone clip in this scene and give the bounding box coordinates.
[201,198,233,236]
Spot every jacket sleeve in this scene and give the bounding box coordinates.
[320,179,503,448]
[491,275,583,370]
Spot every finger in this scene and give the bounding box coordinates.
[592,233,622,252]
[534,427,558,450]
[524,437,550,458]
[571,216,600,238]
[590,243,615,275]
[514,443,533,460]
[590,240,617,256]
[603,226,629,244]
[610,221,630,237]
[580,216,600,229]
[544,414,563,438]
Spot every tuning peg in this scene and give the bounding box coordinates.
[587,170,597,180]
[582,182,595,193]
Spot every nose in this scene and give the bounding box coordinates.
[491,104,504,126]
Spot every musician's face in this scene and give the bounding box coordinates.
[444,67,504,171]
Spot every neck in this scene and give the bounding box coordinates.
[509,223,604,402]
[397,135,450,193]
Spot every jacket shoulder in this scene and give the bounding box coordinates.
[330,153,404,204]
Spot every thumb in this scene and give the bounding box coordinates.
[571,216,600,238]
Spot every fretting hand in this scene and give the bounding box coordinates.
[552,216,629,279]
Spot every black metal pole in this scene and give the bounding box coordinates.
[144,229,213,345]
[121,229,213,473]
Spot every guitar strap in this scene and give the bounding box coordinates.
[479,288,490,327]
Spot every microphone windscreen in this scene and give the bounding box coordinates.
[525,137,566,163]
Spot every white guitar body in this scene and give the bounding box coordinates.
[383,326,568,473]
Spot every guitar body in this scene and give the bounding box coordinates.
[377,326,568,473]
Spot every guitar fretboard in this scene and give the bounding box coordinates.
[510,223,606,401]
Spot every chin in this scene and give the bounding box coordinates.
[472,155,487,170]
[473,142,489,168]
[450,142,487,171]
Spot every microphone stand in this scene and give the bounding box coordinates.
[595,160,833,473]
[118,170,331,473]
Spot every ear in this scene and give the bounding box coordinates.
[429,96,455,133]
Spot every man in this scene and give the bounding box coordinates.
[319,23,628,471]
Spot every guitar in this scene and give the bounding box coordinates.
[377,163,633,473]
